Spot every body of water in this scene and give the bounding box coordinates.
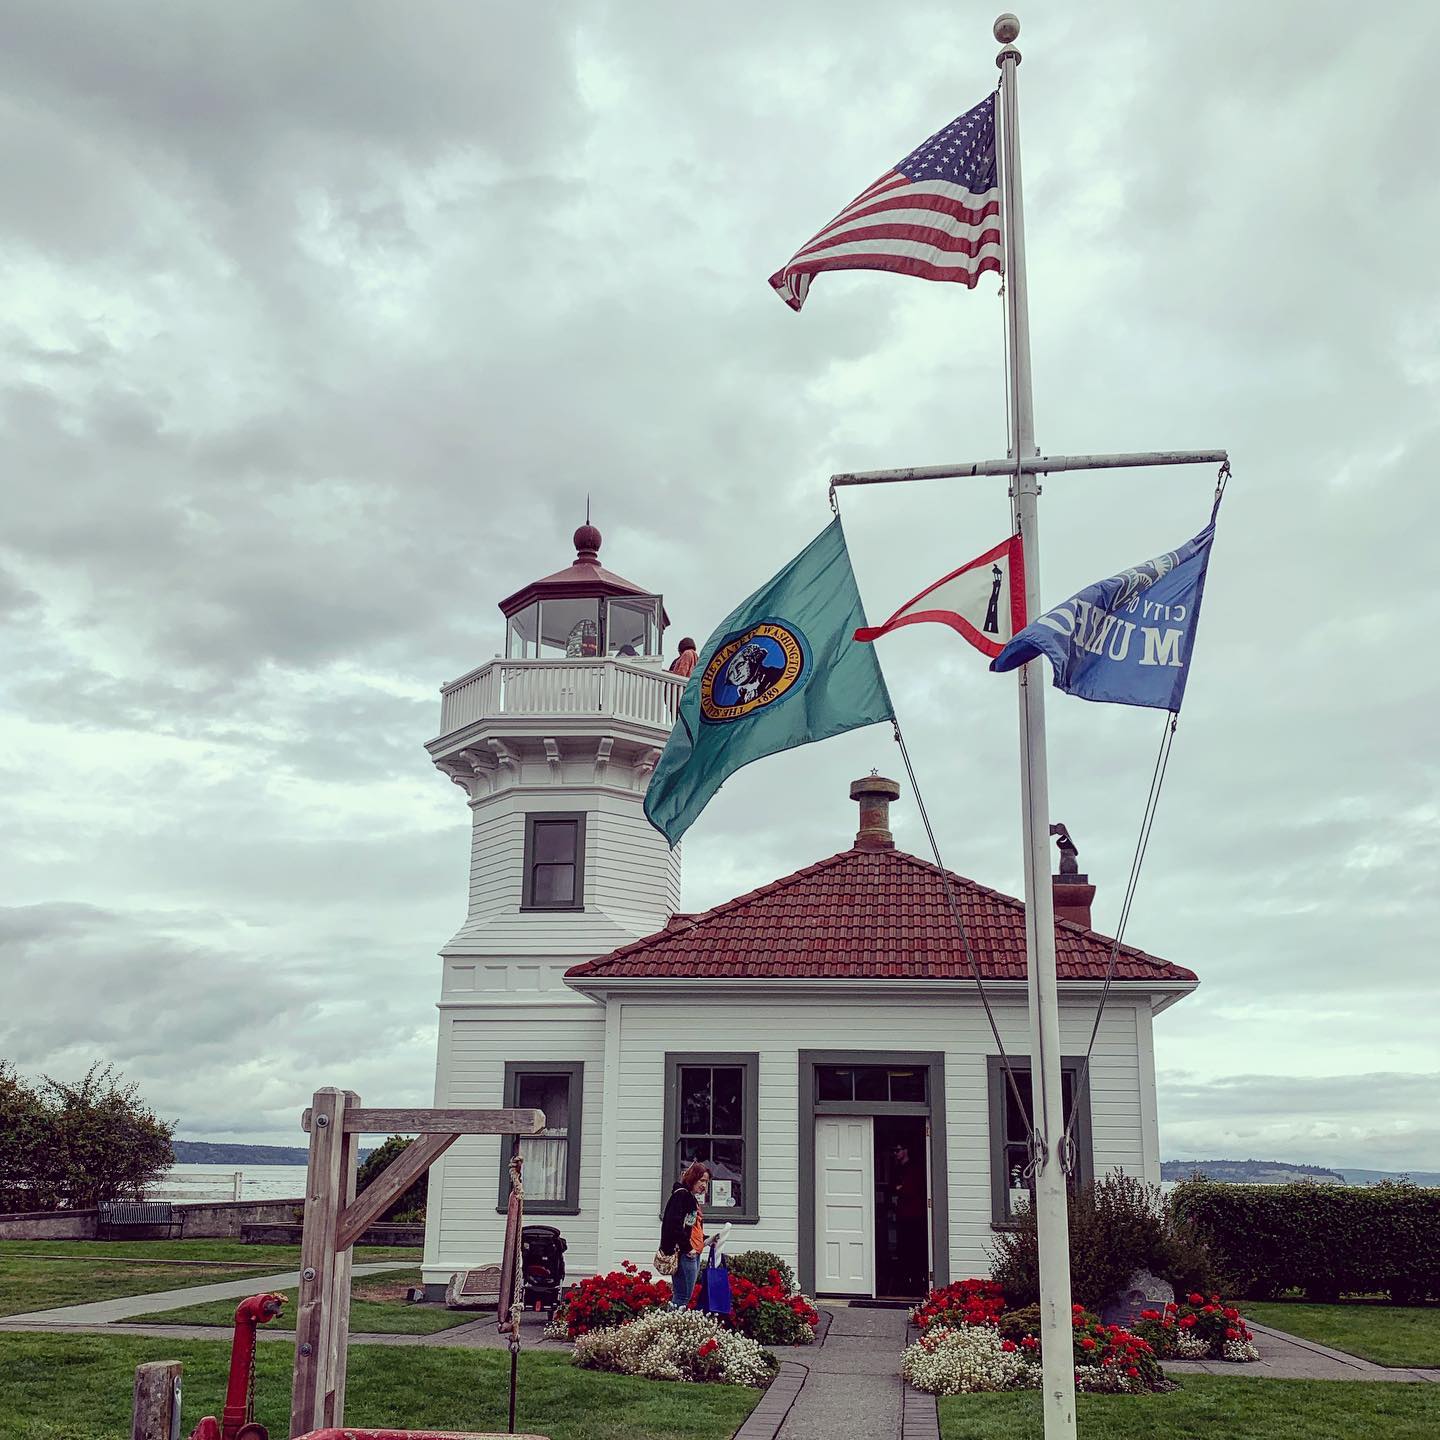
[146,1163,308,1203]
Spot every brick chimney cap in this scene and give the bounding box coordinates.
[850,773,901,802]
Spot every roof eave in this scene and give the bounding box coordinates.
[564,973,1200,999]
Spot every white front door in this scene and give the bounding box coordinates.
[815,1115,874,1296]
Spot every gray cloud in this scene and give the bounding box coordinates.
[1,0,1437,1159]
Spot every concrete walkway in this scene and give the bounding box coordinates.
[0,1262,411,1326]
[768,1305,914,1440]
[1165,1319,1440,1384]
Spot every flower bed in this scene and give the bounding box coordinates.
[729,1270,819,1346]
[910,1277,1005,1332]
[1133,1292,1261,1362]
[573,1308,778,1387]
[901,1277,1262,1397]
[547,1260,674,1340]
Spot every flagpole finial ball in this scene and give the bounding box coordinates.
[993,13,1020,43]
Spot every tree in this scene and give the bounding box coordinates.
[0,1062,49,1212]
[0,1061,174,1212]
[355,1135,427,1222]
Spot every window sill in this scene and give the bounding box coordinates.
[499,1204,581,1217]
[518,904,586,914]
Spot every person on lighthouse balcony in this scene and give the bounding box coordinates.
[725,642,785,706]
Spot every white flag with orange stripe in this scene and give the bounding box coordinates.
[854,536,1026,658]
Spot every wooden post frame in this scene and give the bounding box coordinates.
[131,1360,182,1440]
[288,1087,544,1438]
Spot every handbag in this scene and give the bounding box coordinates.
[653,1247,679,1277]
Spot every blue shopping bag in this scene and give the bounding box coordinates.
[701,1258,732,1314]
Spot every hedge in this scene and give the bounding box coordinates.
[1169,1178,1440,1302]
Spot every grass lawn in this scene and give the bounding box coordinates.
[0,1332,758,1440]
[1242,1300,1440,1369]
[0,1242,420,1318]
[937,1375,1440,1438]
[133,1268,474,1335]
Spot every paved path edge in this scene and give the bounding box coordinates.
[734,1362,807,1440]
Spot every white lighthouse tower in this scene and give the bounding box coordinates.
[420,522,682,1294]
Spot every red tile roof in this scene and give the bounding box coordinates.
[565,846,1197,985]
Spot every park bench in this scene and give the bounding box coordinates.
[97,1199,183,1240]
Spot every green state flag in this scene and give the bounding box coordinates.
[644,517,894,846]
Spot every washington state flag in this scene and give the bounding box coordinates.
[644,517,894,846]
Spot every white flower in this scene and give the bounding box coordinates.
[1174,1330,1210,1359]
[571,1308,777,1387]
[901,1325,1029,1395]
[1221,1338,1260,1362]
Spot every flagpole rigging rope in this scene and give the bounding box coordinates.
[890,717,1039,1154]
[1058,464,1228,1171]
[1060,709,1179,1172]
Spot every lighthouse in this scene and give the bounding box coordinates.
[420,522,682,1293]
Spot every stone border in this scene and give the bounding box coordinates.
[900,1381,940,1440]
[733,1361,807,1440]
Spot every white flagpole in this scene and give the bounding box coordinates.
[994,14,1078,1437]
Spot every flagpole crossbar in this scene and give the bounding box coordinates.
[831,448,1229,488]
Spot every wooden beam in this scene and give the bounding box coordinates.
[335,1131,458,1252]
[130,1360,181,1440]
[300,1106,544,1136]
[326,1090,360,1426]
[290,1087,349,1439]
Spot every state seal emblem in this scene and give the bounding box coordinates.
[698,620,811,723]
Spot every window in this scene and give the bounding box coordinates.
[815,1065,928,1104]
[522,813,585,910]
[662,1053,758,1222]
[987,1056,1092,1226]
[505,602,539,659]
[500,1062,583,1213]
[538,598,600,658]
[606,596,662,657]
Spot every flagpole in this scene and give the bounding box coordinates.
[995,14,1078,1437]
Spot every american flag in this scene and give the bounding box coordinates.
[769,93,1001,313]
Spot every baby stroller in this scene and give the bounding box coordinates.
[689,1222,733,1319]
[520,1224,568,1320]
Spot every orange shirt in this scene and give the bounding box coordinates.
[689,1202,704,1255]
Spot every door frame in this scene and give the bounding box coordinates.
[797,1050,949,1298]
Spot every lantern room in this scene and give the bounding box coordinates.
[498,523,668,662]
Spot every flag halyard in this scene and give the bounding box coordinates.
[855,535,1025,658]
[769,93,1002,312]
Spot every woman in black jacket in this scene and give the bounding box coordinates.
[659,1162,711,1308]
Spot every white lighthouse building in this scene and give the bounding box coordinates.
[420,523,683,1293]
[421,523,1196,1302]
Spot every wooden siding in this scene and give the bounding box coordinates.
[602,995,1146,1282]
[446,791,679,957]
[422,1011,607,1288]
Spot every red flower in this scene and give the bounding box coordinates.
[1179,1315,1196,1329]
[1126,1365,1139,1378]
[697,1337,719,1358]
[1187,1293,1204,1305]
[1022,1336,1038,1350]
[1139,1308,1160,1322]
[1226,1327,1240,1340]
[1081,1337,1097,1350]
[1001,1339,1017,1353]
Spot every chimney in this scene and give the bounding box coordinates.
[851,772,901,850]
[1050,821,1095,930]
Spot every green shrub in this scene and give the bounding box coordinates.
[1169,1178,1440,1303]
[991,1171,1221,1309]
[997,1304,1043,1343]
[356,1136,427,1222]
[727,1250,797,1295]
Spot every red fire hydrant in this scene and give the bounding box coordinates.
[189,1291,287,1440]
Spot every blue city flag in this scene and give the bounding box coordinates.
[644,518,894,846]
[990,518,1218,711]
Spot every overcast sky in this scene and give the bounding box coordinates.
[2,1,1437,1170]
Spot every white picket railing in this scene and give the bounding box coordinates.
[439,658,683,736]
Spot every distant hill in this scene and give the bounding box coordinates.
[1335,1167,1440,1187]
[1161,1158,1345,1184]
[172,1141,311,1165]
